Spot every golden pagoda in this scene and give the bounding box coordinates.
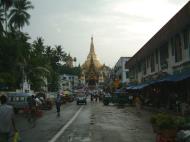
[80,37,111,89]
[82,37,102,70]
[81,36,107,88]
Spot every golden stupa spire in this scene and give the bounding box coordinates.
[82,36,102,69]
[90,35,95,54]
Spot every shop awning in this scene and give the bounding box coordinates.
[126,86,135,89]
[165,71,190,82]
[134,83,150,89]
[144,71,190,85]
[127,83,149,90]
[126,70,190,90]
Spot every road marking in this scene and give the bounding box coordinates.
[48,106,83,142]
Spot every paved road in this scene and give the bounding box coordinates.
[15,99,155,142]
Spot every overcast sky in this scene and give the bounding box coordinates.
[23,0,189,67]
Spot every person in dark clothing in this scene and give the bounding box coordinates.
[0,95,17,142]
[91,93,93,102]
[55,94,61,117]
[27,95,36,110]
[27,95,37,127]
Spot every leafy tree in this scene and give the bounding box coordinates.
[0,7,4,36]
[1,0,13,32]
[0,0,80,92]
[27,37,50,91]
[0,33,31,89]
[32,37,45,55]
[8,0,33,31]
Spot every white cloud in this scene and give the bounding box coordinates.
[24,0,189,67]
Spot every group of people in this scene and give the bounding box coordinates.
[90,92,103,102]
[0,92,62,142]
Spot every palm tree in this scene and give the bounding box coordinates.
[0,7,5,36]
[32,37,45,55]
[55,45,63,59]
[1,0,13,32]
[8,0,33,31]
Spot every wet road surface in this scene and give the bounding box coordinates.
[15,98,155,142]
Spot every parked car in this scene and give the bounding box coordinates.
[7,92,32,113]
[76,94,87,105]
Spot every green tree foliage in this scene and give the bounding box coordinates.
[59,65,81,76]
[1,0,13,32]
[8,0,34,31]
[27,37,50,91]
[0,0,81,92]
[0,7,4,36]
[0,32,30,90]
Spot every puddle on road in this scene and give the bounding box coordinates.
[127,128,138,131]
[90,114,95,125]
[117,106,125,109]
[90,121,95,125]
[74,137,91,142]
[68,136,91,142]
[105,111,112,114]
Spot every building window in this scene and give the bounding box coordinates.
[175,34,182,62]
[126,71,129,79]
[160,43,168,69]
[183,29,189,49]
[146,57,149,68]
[138,63,141,72]
[125,61,128,69]
[155,49,158,64]
[150,54,155,72]
[171,38,175,56]
[143,61,146,75]
[135,68,138,80]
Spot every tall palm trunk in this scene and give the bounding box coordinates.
[3,4,8,32]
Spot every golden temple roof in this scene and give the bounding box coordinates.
[82,36,102,70]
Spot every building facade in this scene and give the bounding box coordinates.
[114,57,131,85]
[126,2,190,84]
[59,74,79,91]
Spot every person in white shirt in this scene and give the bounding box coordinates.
[0,95,16,142]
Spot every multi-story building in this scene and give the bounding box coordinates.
[126,1,190,84]
[114,57,131,85]
[59,74,79,91]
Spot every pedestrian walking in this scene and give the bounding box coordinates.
[55,93,61,117]
[128,95,133,105]
[0,94,17,142]
[95,93,98,102]
[27,95,37,127]
[91,94,93,102]
[135,96,141,115]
